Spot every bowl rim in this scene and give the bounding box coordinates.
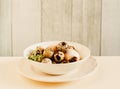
[23,41,91,65]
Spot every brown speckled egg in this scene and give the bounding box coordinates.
[56,42,68,52]
[43,47,54,58]
[54,51,64,63]
[36,46,44,54]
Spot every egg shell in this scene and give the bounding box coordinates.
[65,49,80,61]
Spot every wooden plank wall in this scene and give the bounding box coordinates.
[0,0,101,56]
[72,0,101,56]
[12,0,41,56]
[0,0,12,56]
[42,0,72,41]
[101,0,120,55]
[1,0,119,56]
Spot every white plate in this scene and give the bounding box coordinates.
[17,57,97,82]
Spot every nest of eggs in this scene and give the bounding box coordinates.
[28,42,81,64]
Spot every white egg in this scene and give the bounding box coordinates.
[41,58,52,64]
[65,49,80,61]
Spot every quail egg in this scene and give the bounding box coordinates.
[43,47,54,58]
[65,49,80,61]
[54,51,65,63]
[41,58,52,64]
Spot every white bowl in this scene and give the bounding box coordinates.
[24,41,90,75]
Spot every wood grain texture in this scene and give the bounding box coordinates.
[0,0,103,56]
[0,0,12,56]
[72,0,102,56]
[72,0,83,43]
[101,0,120,55]
[41,0,72,41]
[86,0,101,56]
[12,0,41,56]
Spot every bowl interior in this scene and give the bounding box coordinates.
[24,41,90,61]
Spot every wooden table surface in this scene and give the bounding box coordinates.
[0,56,120,89]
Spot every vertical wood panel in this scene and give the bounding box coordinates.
[102,0,120,55]
[72,0,83,43]
[12,0,41,56]
[86,0,101,56]
[0,0,12,56]
[41,0,72,41]
[0,0,102,56]
[72,0,101,55]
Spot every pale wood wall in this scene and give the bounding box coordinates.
[0,0,120,56]
[12,0,41,56]
[0,0,12,56]
[101,0,120,55]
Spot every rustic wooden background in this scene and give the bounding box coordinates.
[0,0,120,56]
